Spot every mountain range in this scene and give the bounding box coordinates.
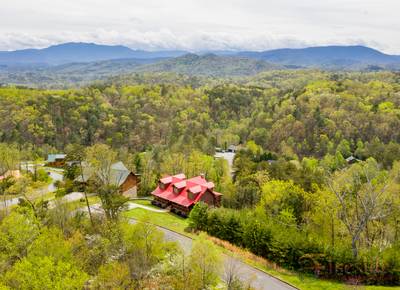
[0,42,186,66]
[238,46,400,69]
[0,43,399,85]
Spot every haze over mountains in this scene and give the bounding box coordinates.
[1,42,399,86]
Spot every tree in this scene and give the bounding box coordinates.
[223,257,249,290]
[93,261,132,290]
[66,144,94,226]
[259,180,311,225]
[136,151,157,196]
[328,158,395,258]
[4,256,88,290]
[85,144,128,221]
[188,233,222,289]
[188,202,209,231]
[0,211,39,270]
[122,220,170,282]
[0,144,20,215]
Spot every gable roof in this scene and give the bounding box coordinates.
[75,161,134,187]
[152,174,221,208]
[47,154,66,162]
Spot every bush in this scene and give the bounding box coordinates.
[188,205,400,284]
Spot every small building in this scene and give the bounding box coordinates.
[151,173,222,217]
[75,161,140,198]
[46,154,67,167]
[346,156,360,164]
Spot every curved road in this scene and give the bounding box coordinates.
[128,218,296,290]
[0,170,63,208]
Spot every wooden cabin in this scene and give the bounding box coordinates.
[75,161,140,198]
[151,173,222,217]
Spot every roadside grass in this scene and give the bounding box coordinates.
[124,203,400,290]
[207,236,389,290]
[29,189,55,201]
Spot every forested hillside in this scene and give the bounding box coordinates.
[1,70,400,287]
[1,71,400,161]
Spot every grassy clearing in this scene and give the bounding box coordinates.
[60,195,101,212]
[123,207,190,235]
[29,190,55,201]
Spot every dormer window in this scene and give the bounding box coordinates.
[159,176,172,190]
[187,185,202,200]
[159,182,167,190]
[173,180,186,194]
[173,186,181,194]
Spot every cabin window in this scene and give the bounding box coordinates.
[188,191,197,200]
[173,186,181,194]
[159,182,167,190]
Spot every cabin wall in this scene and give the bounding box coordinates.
[170,203,190,217]
[152,196,170,208]
[121,173,138,191]
[46,159,65,168]
[121,173,139,198]
[200,190,217,206]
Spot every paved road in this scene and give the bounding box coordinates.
[214,151,235,176]
[0,196,20,208]
[0,170,63,209]
[46,170,63,192]
[128,218,296,290]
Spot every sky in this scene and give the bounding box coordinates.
[1,0,399,54]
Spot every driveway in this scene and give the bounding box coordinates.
[126,202,169,213]
[128,218,296,290]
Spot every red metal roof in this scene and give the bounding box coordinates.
[174,180,187,189]
[188,185,202,194]
[151,174,221,208]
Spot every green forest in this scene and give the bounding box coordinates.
[1,70,400,288]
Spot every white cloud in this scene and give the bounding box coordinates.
[0,0,399,53]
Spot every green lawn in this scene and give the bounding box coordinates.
[123,207,190,235]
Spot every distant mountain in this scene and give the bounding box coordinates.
[1,43,400,86]
[0,42,187,66]
[1,43,399,70]
[134,53,282,76]
[237,46,400,70]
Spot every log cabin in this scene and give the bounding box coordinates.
[151,173,222,217]
[46,154,67,167]
[75,161,140,198]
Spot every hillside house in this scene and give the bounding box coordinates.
[46,154,67,167]
[75,161,140,198]
[151,173,222,217]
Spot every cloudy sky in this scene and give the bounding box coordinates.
[1,0,399,53]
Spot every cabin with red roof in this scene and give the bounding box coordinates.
[151,173,222,217]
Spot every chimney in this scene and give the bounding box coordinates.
[200,173,205,179]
